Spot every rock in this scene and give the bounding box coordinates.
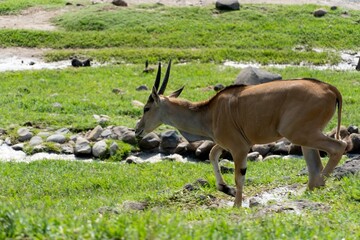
[86,125,103,141]
[109,142,119,156]
[160,130,181,153]
[356,58,360,71]
[112,88,125,95]
[71,58,83,67]
[271,141,289,155]
[138,132,161,151]
[214,84,225,91]
[313,9,327,17]
[136,85,148,91]
[174,142,194,156]
[17,127,33,142]
[247,152,263,161]
[327,125,349,139]
[61,143,74,154]
[215,0,240,11]
[74,137,92,156]
[112,0,127,7]
[252,143,274,157]
[120,129,136,145]
[82,59,91,67]
[93,114,110,125]
[220,165,235,174]
[234,67,282,85]
[101,128,112,138]
[56,128,70,135]
[92,140,108,158]
[347,133,360,154]
[29,136,43,146]
[289,144,302,155]
[333,156,360,179]
[52,102,62,108]
[330,6,338,11]
[348,125,359,134]
[132,100,144,108]
[12,143,25,151]
[47,134,66,144]
[195,140,215,160]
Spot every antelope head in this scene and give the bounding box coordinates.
[135,60,184,138]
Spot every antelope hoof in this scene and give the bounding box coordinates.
[218,184,236,197]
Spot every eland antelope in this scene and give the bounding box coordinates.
[135,60,347,207]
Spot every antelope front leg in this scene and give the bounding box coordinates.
[232,150,248,207]
[209,144,236,197]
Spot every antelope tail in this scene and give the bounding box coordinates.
[335,91,343,140]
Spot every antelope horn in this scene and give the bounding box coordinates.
[158,59,171,95]
[153,62,161,91]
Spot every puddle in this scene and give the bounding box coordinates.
[224,51,360,71]
[0,144,93,163]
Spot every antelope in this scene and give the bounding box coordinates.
[135,60,347,207]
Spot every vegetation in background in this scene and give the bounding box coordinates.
[0,3,359,64]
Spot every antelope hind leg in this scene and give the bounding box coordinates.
[301,146,325,190]
[209,145,236,197]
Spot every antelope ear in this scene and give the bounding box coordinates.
[151,86,160,103]
[169,86,184,98]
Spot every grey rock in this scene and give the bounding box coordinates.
[252,143,274,157]
[112,0,128,7]
[313,9,327,17]
[247,152,263,162]
[195,140,215,160]
[74,137,92,156]
[139,132,161,151]
[101,128,112,138]
[136,85,148,91]
[56,128,70,135]
[271,141,289,155]
[12,143,25,151]
[160,130,181,153]
[92,140,108,158]
[109,142,119,156]
[333,156,360,179]
[348,133,360,154]
[327,125,349,139]
[215,0,240,11]
[0,128,6,135]
[234,67,282,85]
[93,114,110,125]
[5,137,11,145]
[86,125,103,141]
[18,127,33,142]
[47,134,66,144]
[348,125,359,134]
[29,136,43,146]
[120,130,136,145]
[174,142,193,155]
[289,144,302,155]
[61,143,74,154]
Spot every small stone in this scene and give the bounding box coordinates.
[313,9,327,17]
[112,0,128,7]
[247,152,263,161]
[17,127,33,142]
[12,143,25,151]
[29,136,43,146]
[47,134,66,144]
[214,84,225,91]
[136,85,148,91]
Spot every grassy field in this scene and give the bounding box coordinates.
[0,1,360,239]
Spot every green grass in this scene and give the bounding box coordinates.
[0,4,359,64]
[0,0,67,14]
[0,159,359,239]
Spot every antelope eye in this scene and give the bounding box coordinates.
[143,107,150,113]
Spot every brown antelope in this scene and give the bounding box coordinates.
[135,60,347,207]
